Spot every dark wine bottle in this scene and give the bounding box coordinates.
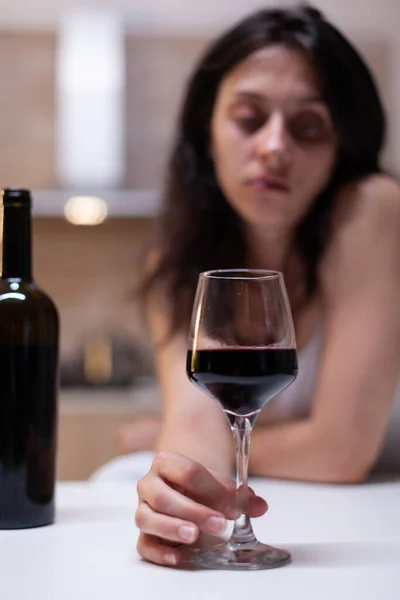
[0,189,59,529]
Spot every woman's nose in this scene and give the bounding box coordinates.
[255,113,290,170]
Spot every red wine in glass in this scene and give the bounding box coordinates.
[187,347,298,418]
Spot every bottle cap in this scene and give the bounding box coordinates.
[1,189,32,208]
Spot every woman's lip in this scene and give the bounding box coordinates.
[247,178,290,192]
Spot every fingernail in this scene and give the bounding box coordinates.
[205,516,226,534]
[164,553,178,566]
[178,525,197,543]
[225,503,238,520]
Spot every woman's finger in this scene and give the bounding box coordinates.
[151,452,237,517]
[135,502,200,545]
[138,476,228,535]
[137,532,181,567]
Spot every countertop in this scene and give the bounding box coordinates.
[0,477,399,600]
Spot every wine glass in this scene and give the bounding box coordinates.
[186,269,298,570]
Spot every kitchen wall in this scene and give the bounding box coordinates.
[32,217,154,359]
[0,32,57,188]
[0,32,206,189]
[33,216,158,480]
[125,35,206,188]
[0,32,207,371]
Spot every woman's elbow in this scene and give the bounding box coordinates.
[319,446,375,484]
[325,463,370,484]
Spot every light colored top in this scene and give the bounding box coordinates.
[0,479,399,600]
[258,329,400,471]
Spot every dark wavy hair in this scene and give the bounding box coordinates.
[141,4,386,336]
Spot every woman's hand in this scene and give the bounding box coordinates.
[135,452,268,566]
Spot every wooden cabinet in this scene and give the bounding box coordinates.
[57,385,160,480]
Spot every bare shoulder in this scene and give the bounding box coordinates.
[333,173,400,226]
[355,172,400,198]
[320,174,400,299]
[363,173,400,199]
[326,173,400,254]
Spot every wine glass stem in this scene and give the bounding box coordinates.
[230,416,257,545]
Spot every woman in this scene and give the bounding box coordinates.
[124,5,400,566]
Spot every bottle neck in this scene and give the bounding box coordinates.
[0,204,32,280]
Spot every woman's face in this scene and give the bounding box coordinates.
[210,45,338,230]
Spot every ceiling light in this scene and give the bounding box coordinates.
[64,196,108,225]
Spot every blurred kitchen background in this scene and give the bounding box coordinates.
[1,0,399,480]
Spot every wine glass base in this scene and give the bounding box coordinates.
[193,540,291,571]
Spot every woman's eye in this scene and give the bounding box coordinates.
[233,113,264,134]
[290,115,326,140]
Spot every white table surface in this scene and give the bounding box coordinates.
[0,478,399,600]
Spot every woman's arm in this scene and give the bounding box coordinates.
[146,291,232,476]
[249,175,400,483]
